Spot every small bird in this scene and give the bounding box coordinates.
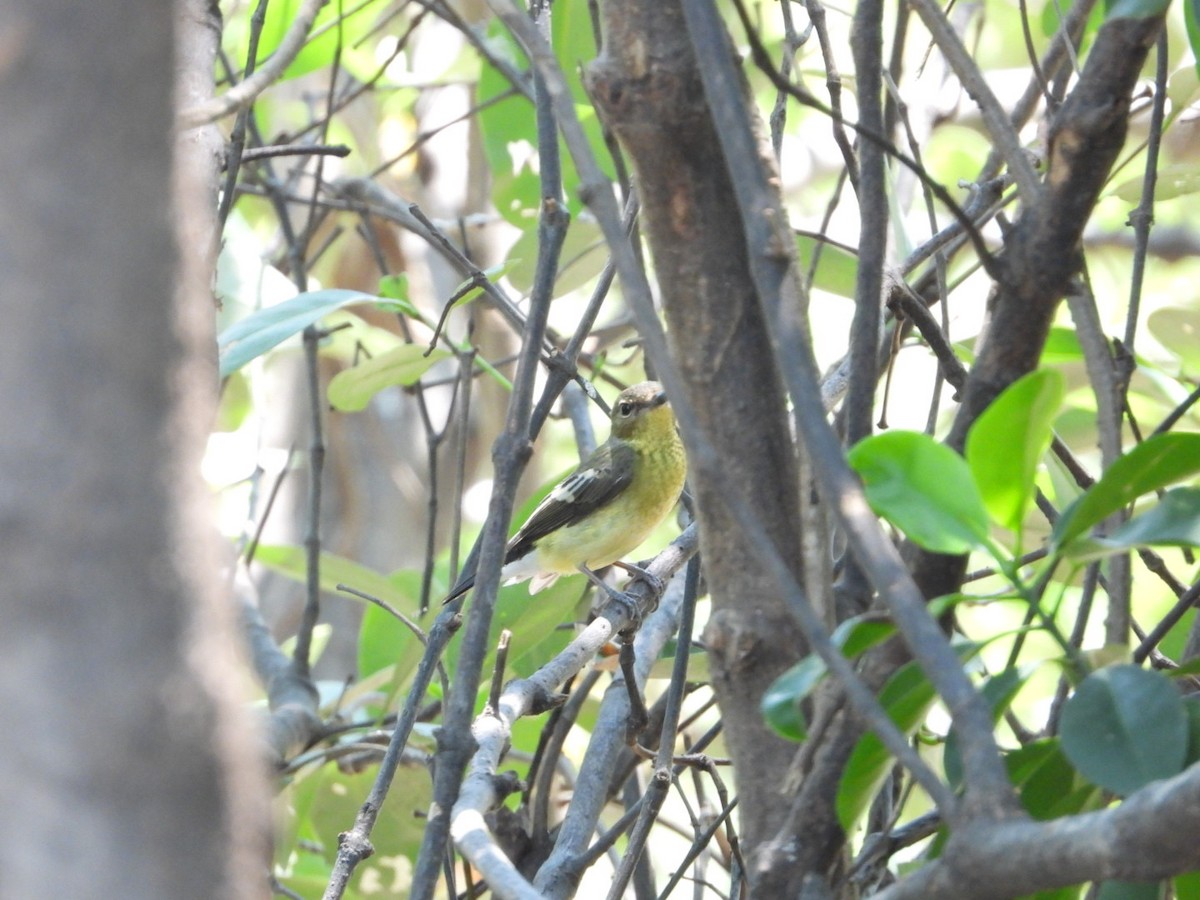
[444,381,687,605]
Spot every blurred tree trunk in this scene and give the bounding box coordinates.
[0,1,269,896]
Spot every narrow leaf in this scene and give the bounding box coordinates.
[254,544,411,609]
[1099,487,1200,550]
[1053,434,1200,550]
[1104,0,1171,20]
[218,289,377,377]
[837,659,939,829]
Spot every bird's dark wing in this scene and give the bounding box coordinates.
[505,439,636,562]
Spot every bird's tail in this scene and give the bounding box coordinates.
[442,574,475,605]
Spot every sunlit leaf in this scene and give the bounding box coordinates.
[1147,306,1200,372]
[1113,164,1200,204]
[966,369,1063,534]
[254,544,411,609]
[848,431,990,554]
[251,0,391,82]
[1039,326,1085,365]
[218,289,377,377]
[795,233,859,298]
[357,570,422,683]
[327,346,452,412]
[508,218,605,296]
[377,274,419,317]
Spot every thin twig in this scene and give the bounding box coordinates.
[180,0,328,128]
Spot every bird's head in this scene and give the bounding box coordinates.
[609,381,672,440]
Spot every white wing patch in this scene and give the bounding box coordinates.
[548,481,578,504]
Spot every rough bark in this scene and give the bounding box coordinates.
[588,0,809,888]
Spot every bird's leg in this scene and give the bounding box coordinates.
[618,638,649,743]
[578,565,650,741]
[578,564,642,629]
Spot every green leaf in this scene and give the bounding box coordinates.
[218,289,377,377]
[377,273,418,317]
[486,576,578,678]
[327,345,452,412]
[1188,0,1200,85]
[477,25,538,227]
[1104,0,1171,20]
[298,765,429,883]
[1039,326,1085,365]
[1096,881,1166,900]
[251,0,391,81]
[1099,487,1200,550]
[508,218,605,296]
[1043,0,1106,42]
[848,431,991,554]
[356,569,422,681]
[795,233,859,297]
[1148,306,1200,372]
[254,544,412,609]
[1175,870,1200,900]
[1183,696,1200,766]
[966,369,1064,534]
[1113,164,1200,204]
[1053,434,1200,550]
[1059,664,1188,796]
[837,657,943,829]
[762,657,824,741]
[1007,739,1097,820]
[836,639,983,830]
[945,666,1033,787]
[762,617,896,742]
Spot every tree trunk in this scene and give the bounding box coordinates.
[0,1,269,896]
[588,2,812,891]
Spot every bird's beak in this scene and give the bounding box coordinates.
[650,390,668,408]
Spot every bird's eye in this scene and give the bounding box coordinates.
[619,401,634,417]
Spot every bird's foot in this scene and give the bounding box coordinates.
[611,559,664,598]
[578,565,643,631]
